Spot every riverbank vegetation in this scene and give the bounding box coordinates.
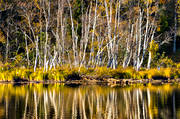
[0,63,180,82]
[0,0,180,81]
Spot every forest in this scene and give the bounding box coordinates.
[0,0,180,81]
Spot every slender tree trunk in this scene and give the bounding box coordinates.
[136,9,142,71]
[34,37,39,72]
[81,6,91,67]
[56,0,61,65]
[89,0,97,67]
[60,0,65,65]
[68,0,79,67]
[105,0,113,68]
[43,0,50,71]
[25,33,30,67]
[147,51,152,69]
[5,31,9,63]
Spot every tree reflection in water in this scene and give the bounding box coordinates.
[0,84,179,119]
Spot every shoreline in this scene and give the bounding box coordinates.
[1,67,180,86]
[0,78,180,87]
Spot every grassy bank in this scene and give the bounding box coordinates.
[0,65,180,82]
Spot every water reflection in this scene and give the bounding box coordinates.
[0,84,179,119]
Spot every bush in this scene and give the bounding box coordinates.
[112,72,131,79]
[65,71,81,81]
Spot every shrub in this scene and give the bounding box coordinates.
[65,71,81,81]
[112,72,131,79]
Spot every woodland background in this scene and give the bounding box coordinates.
[0,0,179,71]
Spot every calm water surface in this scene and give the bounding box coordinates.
[0,83,179,119]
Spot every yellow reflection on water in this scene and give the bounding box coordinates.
[0,83,179,119]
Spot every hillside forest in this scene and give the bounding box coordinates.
[0,0,180,73]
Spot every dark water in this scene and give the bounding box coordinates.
[0,83,179,119]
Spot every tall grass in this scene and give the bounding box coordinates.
[0,65,180,81]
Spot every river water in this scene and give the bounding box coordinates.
[0,83,179,119]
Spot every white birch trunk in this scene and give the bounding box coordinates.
[68,0,79,67]
[34,37,39,72]
[89,0,97,66]
[5,31,9,62]
[25,33,30,67]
